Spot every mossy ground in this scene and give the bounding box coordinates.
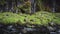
[0,11,59,26]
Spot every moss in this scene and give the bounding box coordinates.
[0,12,22,24]
[35,11,55,25]
[25,15,41,25]
[0,11,59,26]
[53,13,60,25]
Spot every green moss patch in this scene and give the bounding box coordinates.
[0,11,59,26]
[53,13,60,25]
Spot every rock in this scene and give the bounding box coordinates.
[50,32,57,34]
[19,33,22,34]
[56,29,60,34]
[47,26,57,32]
[0,24,4,28]
[1,25,19,34]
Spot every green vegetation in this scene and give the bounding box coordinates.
[17,1,31,14]
[53,13,60,25]
[0,11,59,26]
[0,0,51,13]
[0,0,59,26]
[0,12,21,24]
[0,0,6,5]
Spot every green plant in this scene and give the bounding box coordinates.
[17,1,31,14]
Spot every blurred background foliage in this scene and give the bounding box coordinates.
[0,0,58,13]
